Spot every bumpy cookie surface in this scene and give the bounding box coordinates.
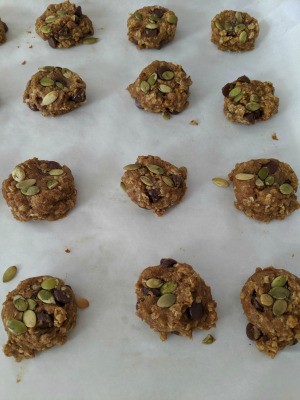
[2,158,77,221]
[121,155,187,216]
[127,6,178,49]
[23,66,86,116]
[0,18,8,44]
[222,75,279,125]
[211,10,259,52]
[35,1,93,48]
[2,276,77,362]
[136,259,217,340]
[241,267,300,358]
[228,158,299,222]
[127,60,192,115]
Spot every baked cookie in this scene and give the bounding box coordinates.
[121,155,187,216]
[35,1,94,48]
[23,66,86,116]
[2,158,77,221]
[127,6,178,49]
[211,10,259,52]
[2,275,77,361]
[222,75,279,125]
[127,60,192,116]
[135,259,217,340]
[241,267,300,358]
[228,158,300,222]
[0,18,8,44]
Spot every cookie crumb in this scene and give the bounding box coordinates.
[27,30,32,34]
[76,297,89,309]
[21,60,26,65]
[28,44,33,48]
[64,248,71,253]
[272,133,278,141]
[190,119,199,126]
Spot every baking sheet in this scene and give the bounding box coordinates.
[1,0,300,399]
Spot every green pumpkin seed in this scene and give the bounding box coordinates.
[234,93,244,103]
[123,163,141,171]
[212,177,229,188]
[215,21,223,30]
[41,25,51,34]
[147,73,157,86]
[83,37,98,45]
[250,94,260,102]
[229,87,242,98]
[134,12,142,21]
[159,84,172,94]
[28,299,37,310]
[235,173,255,181]
[255,178,264,188]
[239,31,247,43]
[7,319,27,335]
[39,66,54,72]
[235,24,246,34]
[265,176,275,186]
[162,176,174,187]
[47,180,59,189]
[235,11,243,23]
[149,15,160,23]
[272,299,287,316]
[166,14,178,24]
[260,294,273,307]
[145,23,158,29]
[45,15,57,23]
[23,310,37,328]
[157,293,176,308]
[41,91,58,106]
[57,10,68,17]
[160,281,177,295]
[162,112,171,120]
[140,81,150,93]
[140,176,153,186]
[16,179,36,189]
[224,21,233,31]
[269,287,290,299]
[3,266,17,282]
[146,164,164,175]
[55,81,64,89]
[21,186,40,196]
[41,277,57,290]
[271,275,287,288]
[202,334,215,344]
[12,166,25,182]
[37,289,56,304]
[62,68,72,78]
[146,278,163,289]
[246,102,260,111]
[13,297,28,312]
[120,182,126,191]
[279,183,293,195]
[49,168,64,176]
[161,71,174,81]
[258,167,269,180]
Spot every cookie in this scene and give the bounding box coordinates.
[121,155,187,216]
[35,1,94,49]
[241,267,300,358]
[222,75,279,125]
[127,6,178,49]
[2,158,77,221]
[23,66,86,116]
[228,158,300,222]
[135,259,217,341]
[127,60,192,116]
[2,275,77,361]
[0,18,8,44]
[211,10,259,52]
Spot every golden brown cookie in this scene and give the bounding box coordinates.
[241,267,300,358]
[121,155,187,216]
[2,158,77,221]
[228,158,299,222]
[136,259,217,340]
[0,18,8,44]
[2,275,77,361]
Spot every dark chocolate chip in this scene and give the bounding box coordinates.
[48,37,58,48]
[246,323,262,340]
[53,289,71,304]
[160,258,177,267]
[243,113,256,125]
[157,65,173,79]
[142,287,150,295]
[3,22,8,33]
[152,8,166,18]
[251,298,264,312]
[58,27,70,37]
[253,109,263,120]
[144,28,159,37]
[236,75,250,83]
[47,161,61,170]
[171,174,183,187]
[36,312,53,329]
[187,302,204,320]
[227,31,236,37]
[222,82,234,97]
[265,159,279,174]
[55,76,67,87]
[29,104,38,111]
[147,188,161,203]
[37,97,43,104]
[141,287,160,296]
[75,6,82,17]
[135,99,143,109]
[71,89,86,103]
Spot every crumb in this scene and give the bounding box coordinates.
[29,44,33,48]
[272,133,278,140]
[190,120,199,126]
[64,248,71,253]
[76,297,89,309]
[17,46,20,48]
[292,254,294,258]
[27,30,32,34]
[21,60,26,65]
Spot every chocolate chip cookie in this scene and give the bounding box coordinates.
[23,66,86,116]
[211,10,259,52]
[127,60,192,116]
[241,267,300,358]
[0,18,8,44]
[136,259,217,341]
[2,158,77,221]
[121,155,187,216]
[35,1,94,48]
[222,75,279,125]
[127,6,178,49]
[2,275,77,361]
[228,158,300,222]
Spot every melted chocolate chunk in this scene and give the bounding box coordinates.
[265,159,279,174]
[147,188,161,203]
[222,82,235,97]
[243,113,255,124]
[152,8,166,18]
[246,323,262,340]
[58,27,70,37]
[47,161,61,170]
[171,174,183,187]
[144,28,159,37]
[187,302,204,320]
[53,289,70,304]
[29,104,38,111]
[36,312,53,329]
[75,6,82,17]
[251,298,264,312]
[55,76,68,88]
[142,287,160,296]
[236,75,250,83]
[48,37,58,48]
[157,65,173,79]
[135,99,143,109]
[160,258,177,267]
[71,89,86,103]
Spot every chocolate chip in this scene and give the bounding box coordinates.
[48,37,58,48]
[246,323,262,340]
[36,312,53,329]
[3,22,8,33]
[29,104,38,111]
[37,97,43,104]
[55,76,68,87]
[251,298,264,312]
[160,258,177,267]
[142,287,160,296]
[157,65,173,79]
[152,8,165,18]
[147,188,161,203]
[171,174,183,187]
[135,99,143,109]
[253,109,263,119]
[53,289,70,304]
[222,82,234,97]
[243,113,256,124]
[71,89,86,103]
[236,75,250,83]
[265,159,279,174]
[187,302,204,320]
[75,6,82,17]
[58,27,70,37]
[47,161,61,170]
[144,28,159,37]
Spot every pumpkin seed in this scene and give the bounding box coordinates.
[235,173,255,181]
[140,81,150,93]
[149,15,160,23]
[39,66,54,72]
[28,299,37,310]
[162,112,171,120]
[37,289,56,304]
[41,91,58,106]
[161,71,174,81]
[215,21,223,30]
[250,94,260,102]
[41,277,57,290]
[23,310,36,328]
[57,10,68,17]
[162,176,174,187]
[239,31,247,43]
[13,297,28,312]
[234,93,244,103]
[83,37,98,45]
[212,177,229,188]
[159,84,172,94]
[21,186,40,196]
[41,25,51,34]
[2,265,17,282]
[246,102,260,111]
[55,81,64,89]
[166,14,178,24]
[202,334,215,344]
[255,178,264,188]
[134,12,142,21]
[279,183,293,195]
[147,73,157,86]
[16,179,36,189]
[123,163,141,171]
[260,294,273,307]
[258,167,269,180]
[62,68,72,78]
[146,164,164,175]
[140,176,153,186]
[224,21,233,31]
[229,87,242,98]
[47,180,59,189]
[146,278,163,289]
[76,297,89,309]
[269,287,290,299]
[12,166,25,182]
[271,275,287,288]
[145,23,158,29]
[272,299,287,316]
[45,15,57,23]
[235,24,246,34]
[7,319,27,335]
[265,176,274,186]
[235,12,243,23]
[49,168,64,176]
[157,293,176,308]
[120,182,126,191]
[160,281,177,295]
